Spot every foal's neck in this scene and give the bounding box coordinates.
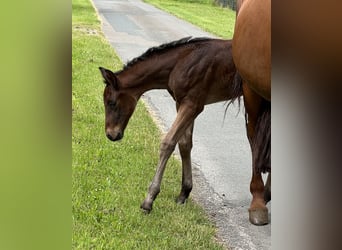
[117,55,178,96]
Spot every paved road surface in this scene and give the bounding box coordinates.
[91,0,271,249]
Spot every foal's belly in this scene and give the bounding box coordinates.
[205,86,231,105]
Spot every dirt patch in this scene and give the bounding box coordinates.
[73,25,99,35]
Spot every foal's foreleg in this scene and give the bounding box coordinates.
[141,102,202,213]
[176,122,194,204]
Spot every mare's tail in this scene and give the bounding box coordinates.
[252,100,271,173]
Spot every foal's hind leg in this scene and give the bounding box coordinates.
[176,122,194,204]
[141,101,203,213]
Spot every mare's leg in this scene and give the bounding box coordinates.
[176,122,194,204]
[141,101,203,213]
[249,171,268,225]
[243,83,269,225]
[264,173,271,204]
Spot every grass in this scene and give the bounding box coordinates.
[143,0,236,39]
[72,0,225,248]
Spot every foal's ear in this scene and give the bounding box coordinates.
[99,67,119,90]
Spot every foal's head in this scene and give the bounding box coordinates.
[99,67,137,141]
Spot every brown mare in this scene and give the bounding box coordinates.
[99,37,242,213]
[232,0,271,225]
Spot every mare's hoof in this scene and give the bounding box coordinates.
[140,201,152,214]
[249,208,269,225]
[264,189,271,204]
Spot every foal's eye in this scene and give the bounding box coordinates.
[108,101,116,108]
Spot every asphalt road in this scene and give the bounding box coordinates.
[91,0,271,249]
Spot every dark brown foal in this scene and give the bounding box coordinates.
[99,37,242,213]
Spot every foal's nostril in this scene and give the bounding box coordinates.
[114,132,123,141]
[106,133,114,141]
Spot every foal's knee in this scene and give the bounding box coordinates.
[160,140,176,155]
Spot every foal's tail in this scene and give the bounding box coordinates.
[225,71,243,113]
[252,100,271,173]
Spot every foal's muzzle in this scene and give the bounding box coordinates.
[106,131,123,141]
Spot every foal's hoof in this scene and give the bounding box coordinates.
[140,201,152,214]
[176,196,187,204]
[249,208,269,225]
[176,189,191,204]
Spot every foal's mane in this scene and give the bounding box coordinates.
[117,37,211,73]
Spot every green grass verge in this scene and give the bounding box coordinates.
[72,0,225,249]
[143,0,236,39]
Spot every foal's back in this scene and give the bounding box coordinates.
[168,39,237,105]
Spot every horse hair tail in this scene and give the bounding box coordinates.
[252,100,271,173]
[225,71,243,117]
